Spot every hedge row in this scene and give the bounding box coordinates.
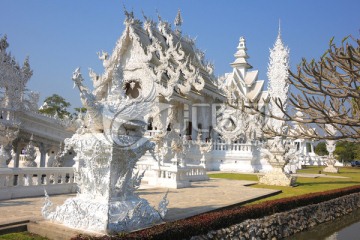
[72,184,360,240]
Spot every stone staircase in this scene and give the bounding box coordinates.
[0,220,29,235]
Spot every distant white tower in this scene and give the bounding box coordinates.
[267,21,290,131]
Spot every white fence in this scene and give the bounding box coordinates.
[212,141,254,152]
[0,167,77,200]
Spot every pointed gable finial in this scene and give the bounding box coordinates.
[123,4,134,20]
[141,10,148,21]
[156,9,162,22]
[174,9,183,35]
[174,9,183,27]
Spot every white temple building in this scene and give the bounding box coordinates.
[0,11,325,192]
[0,35,75,169]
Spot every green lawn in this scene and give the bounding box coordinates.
[208,166,360,204]
[0,232,48,240]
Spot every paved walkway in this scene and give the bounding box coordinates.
[0,178,280,225]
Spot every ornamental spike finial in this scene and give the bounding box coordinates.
[278,19,281,38]
[123,4,134,20]
[174,9,183,27]
[156,9,162,22]
[0,34,9,51]
[141,10,148,21]
[278,18,281,36]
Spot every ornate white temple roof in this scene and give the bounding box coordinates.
[88,10,223,103]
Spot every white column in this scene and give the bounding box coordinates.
[40,143,47,167]
[14,145,21,168]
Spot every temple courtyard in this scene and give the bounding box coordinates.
[1,167,357,239]
[0,178,279,237]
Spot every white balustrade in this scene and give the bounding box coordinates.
[212,141,254,152]
[0,167,76,200]
[146,164,209,189]
[184,166,208,181]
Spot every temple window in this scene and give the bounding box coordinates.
[147,117,153,130]
[306,142,312,152]
[186,121,192,136]
[125,81,141,98]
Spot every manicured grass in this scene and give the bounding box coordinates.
[207,172,259,181]
[0,232,48,240]
[208,166,360,204]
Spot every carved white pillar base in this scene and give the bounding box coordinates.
[323,165,339,173]
[42,133,168,233]
[42,195,163,234]
[259,167,296,186]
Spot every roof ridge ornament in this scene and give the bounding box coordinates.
[174,9,183,27]
[0,34,9,51]
[174,9,183,35]
[141,10,148,21]
[123,4,134,21]
[156,9,162,22]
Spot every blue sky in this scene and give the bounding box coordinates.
[1,0,359,109]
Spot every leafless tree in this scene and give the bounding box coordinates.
[250,36,360,140]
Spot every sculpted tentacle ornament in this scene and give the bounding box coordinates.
[72,68,103,132]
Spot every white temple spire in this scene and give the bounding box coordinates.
[267,24,290,131]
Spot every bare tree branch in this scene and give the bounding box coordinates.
[247,36,360,140]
